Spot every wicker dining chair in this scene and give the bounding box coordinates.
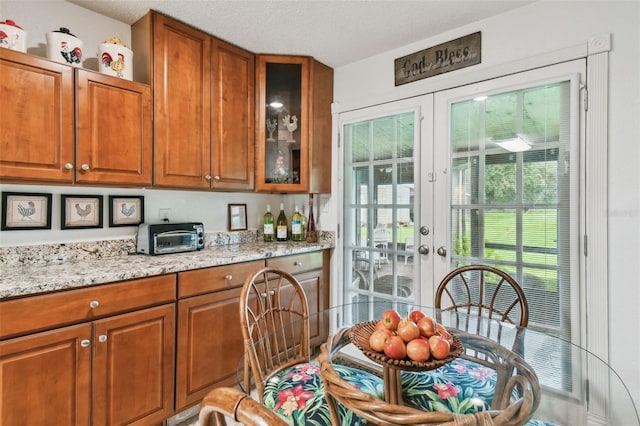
[239,267,384,425]
[401,264,532,415]
[435,264,529,328]
[198,386,287,426]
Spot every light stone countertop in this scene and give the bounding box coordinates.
[0,240,333,299]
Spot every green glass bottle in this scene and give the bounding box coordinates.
[263,204,275,242]
[300,204,307,241]
[276,203,288,241]
[291,205,304,241]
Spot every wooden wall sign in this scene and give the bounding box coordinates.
[394,32,481,86]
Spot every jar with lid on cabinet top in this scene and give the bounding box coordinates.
[46,27,83,66]
[0,19,27,52]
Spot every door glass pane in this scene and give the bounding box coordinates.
[449,81,573,342]
[344,111,416,312]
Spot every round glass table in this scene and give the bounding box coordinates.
[237,302,639,425]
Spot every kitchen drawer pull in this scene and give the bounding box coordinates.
[80,339,90,347]
[294,261,303,267]
[225,274,233,281]
[98,335,107,343]
[89,300,100,309]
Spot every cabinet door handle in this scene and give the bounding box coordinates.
[205,175,212,181]
[80,339,90,347]
[64,162,74,170]
[89,300,100,309]
[214,175,220,182]
[260,289,275,298]
[294,261,303,268]
[81,164,90,171]
[225,274,233,281]
[98,335,107,343]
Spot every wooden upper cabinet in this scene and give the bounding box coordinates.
[255,55,333,193]
[137,12,212,189]
[75,69,152,185]
[0,48,74,183]
[211,39,255,191]
[133,11,255,191]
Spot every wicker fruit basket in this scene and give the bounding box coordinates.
[349,320,463,371]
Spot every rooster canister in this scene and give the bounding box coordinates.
[46,27,83,66]
[98,37,133,80]
[0,19,27,52]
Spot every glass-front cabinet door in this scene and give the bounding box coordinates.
[256,55,309,192]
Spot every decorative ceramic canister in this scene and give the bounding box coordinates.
[98,37,133,80]
[0,19,27,52]
[46,27,83,66]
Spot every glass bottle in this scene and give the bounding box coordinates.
[300,204,307,241]
[263,204,275,242]
[306,194,318,243]
[276,203,288,241]
[291,205,303,241]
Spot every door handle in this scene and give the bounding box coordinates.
[436,246,447,257]
[418,245,429,255]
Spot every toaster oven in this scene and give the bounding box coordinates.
[136,222,205,255]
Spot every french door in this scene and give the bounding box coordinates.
[341,60,585,349]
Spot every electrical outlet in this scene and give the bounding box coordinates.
[159,208,171,221]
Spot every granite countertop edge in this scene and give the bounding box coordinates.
[0,241,333,299]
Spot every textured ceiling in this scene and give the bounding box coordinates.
[67,0,535,68]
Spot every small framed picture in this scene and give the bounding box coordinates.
[109,195,144,227]
[1,192,52,230]
[228,203,247,231]
[61,195,103,229]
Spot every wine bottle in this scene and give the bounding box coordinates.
[263,204,275,242]
[300,204,307,240]
[291,205,303,241]
[276,203,288,241]
[306,194,318,243]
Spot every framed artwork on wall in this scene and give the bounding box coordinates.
[1,192,52,230]
[228,203,247,231]
[108,195,144,227]
[61,194,103,229]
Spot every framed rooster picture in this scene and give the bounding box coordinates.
[1,192,52,231]
[61,194,103,229]
[109,195,144,227]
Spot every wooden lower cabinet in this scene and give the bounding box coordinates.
[266,251,329,348]
[0,303,174,426]
[92,304,175,426]
[175,260,264,411]
[0,324,92,425]
[176,287,245,410]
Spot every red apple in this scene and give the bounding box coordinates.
[381,309,402,331]
[436,323,454,345]
[406,338,431,362]
[369,329,392,352]
[396,318,420,342]
[383,335,407,360]
[417,316,437,338]
[374,320,387,331]
[428,335,451,360]
[408,310,426,323]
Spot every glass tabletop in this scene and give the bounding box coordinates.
[237,301,639,426]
